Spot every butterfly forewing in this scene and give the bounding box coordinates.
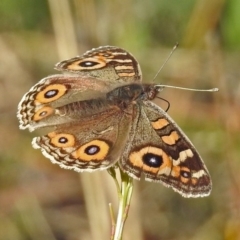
[120,100,211,198]
[18,46,142,131]
[55,46,142,83]
[17,75,117,131]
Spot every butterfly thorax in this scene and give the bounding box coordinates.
[106,84,144,108]
[106,83,159,109]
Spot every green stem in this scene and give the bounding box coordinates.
[109,203,116,240]
[108,166,134,240]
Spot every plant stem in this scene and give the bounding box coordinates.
[108,166,134,240]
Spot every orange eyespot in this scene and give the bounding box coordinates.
[33,106,54,121]
[48,132,75,148]
[72,140,110,161]
[35,84,68,103]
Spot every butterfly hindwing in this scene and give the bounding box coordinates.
[32,102,133,172]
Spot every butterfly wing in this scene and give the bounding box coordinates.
[17,45,212,197]
[55,46,142,83]
[32,102,133,172]
[18,46,142,131]
[119,100,212,198]
[17,75,115,131]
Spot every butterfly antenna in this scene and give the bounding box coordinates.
[152,42,179,82]
[151,42,219,93]
[155,85,219,92]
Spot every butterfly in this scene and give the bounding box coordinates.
[17,46,212,198]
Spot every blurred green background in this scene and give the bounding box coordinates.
[1,0,240,239]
